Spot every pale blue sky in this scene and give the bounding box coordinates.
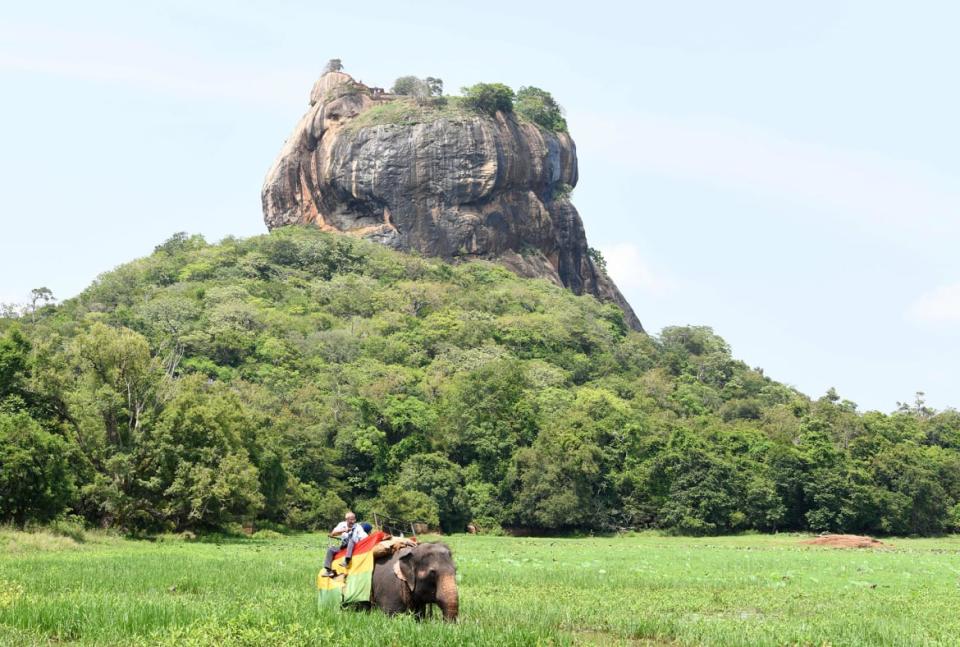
[1,1,957,412]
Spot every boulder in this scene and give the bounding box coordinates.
[262,71,642,331]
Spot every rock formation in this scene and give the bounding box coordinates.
[262,71,642,331]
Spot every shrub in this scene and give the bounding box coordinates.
[461,83,515,116]
[0,411,74,525]
[154,530,197,543]
[949,502,960,532]
[49,516,86,543]
[552,182,574,200]
[515,86,567,132]
[587,247,606,271]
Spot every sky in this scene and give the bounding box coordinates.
[0,0,956,413]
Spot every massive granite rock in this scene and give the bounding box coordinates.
[262,71,642,331]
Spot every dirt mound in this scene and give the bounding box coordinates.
[801,534,887,549]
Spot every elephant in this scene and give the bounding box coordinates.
[370,541,459,621]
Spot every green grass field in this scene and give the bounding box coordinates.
[1,529,959,646]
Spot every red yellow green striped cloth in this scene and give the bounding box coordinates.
[317,530,386,608]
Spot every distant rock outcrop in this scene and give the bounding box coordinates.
[262,71,642,331]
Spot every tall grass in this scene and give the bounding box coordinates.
[1,531,958,645]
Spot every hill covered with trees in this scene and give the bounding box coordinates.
[2,227,959,536]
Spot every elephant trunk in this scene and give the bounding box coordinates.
[436,573,459,622]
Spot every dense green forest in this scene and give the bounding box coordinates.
[1,227,958,536]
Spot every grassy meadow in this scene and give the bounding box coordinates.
[1,529,959,646]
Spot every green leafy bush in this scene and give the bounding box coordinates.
[587,246,606,271]
[461,83,515,116]
[0,412,74,525]
[515,86,567,132]
[48,516,86,542]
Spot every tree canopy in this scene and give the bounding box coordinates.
[1,227,958,536]
[392,76,443,98]
[515,86,567,132]
[461,83,515,116]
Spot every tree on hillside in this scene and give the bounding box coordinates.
[436,359,537,482]
[587,247,606,271]
[511,424,606,529]
[68,322,162,448]
[898,391,936,419]
[424,77,443,96]
[0,326,30,404]
[392,76,423,97]
[0,411,74,525]
[367,484,440,528]
[29,287,54,322]
[397,452,470,532]
[154,232,190,254]
[325,58,343,73]
[0,303,22,318]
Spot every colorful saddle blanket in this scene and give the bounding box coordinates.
[316,530,386,607]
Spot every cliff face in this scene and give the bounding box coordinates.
[262,72,642,331]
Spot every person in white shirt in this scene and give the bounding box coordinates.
[321,511,368,577]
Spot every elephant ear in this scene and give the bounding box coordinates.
[393,547,416,592]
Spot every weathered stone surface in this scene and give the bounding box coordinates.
[262,72,642,331]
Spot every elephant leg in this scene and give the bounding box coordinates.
[413,603,427,621]
[371,589,407,616]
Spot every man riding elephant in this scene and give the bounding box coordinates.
[315,512,458,621]
[321,511,367,578]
